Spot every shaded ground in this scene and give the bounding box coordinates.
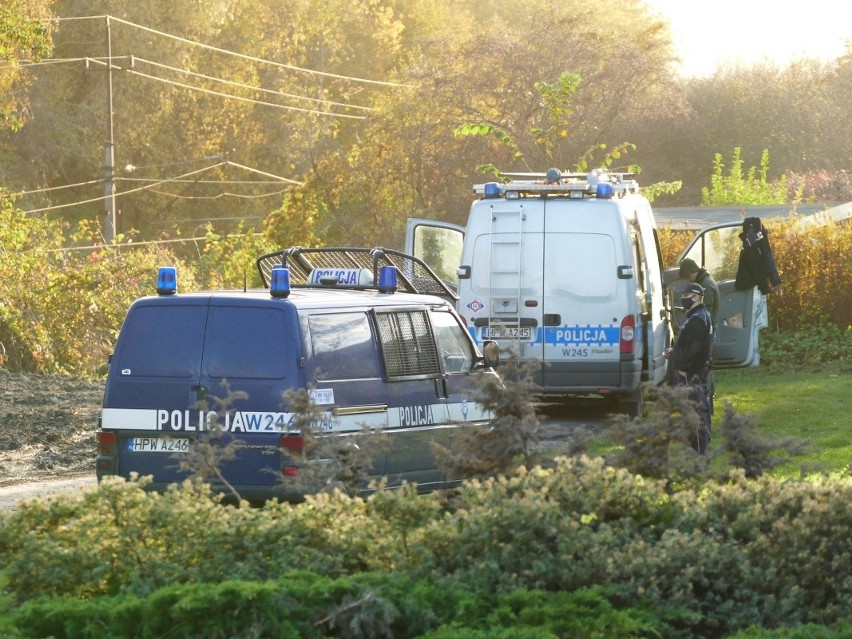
[0,369,103,486]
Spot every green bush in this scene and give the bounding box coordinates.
[760,324,852,370]
[1,578,674,639]
[0,197,278,378]
[0,461,850,638]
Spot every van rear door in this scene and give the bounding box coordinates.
[196,300,303,493]
[540,200,626,389]
[404,219,465,290]
[103,299,207,485]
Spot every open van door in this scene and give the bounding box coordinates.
[663,221,768,367]
[405,219,465,296]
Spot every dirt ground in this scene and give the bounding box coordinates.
[0,368,103,486]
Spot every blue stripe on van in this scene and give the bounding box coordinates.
[540,325,620,345]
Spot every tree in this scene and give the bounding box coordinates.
[0,0,53,131]
[268,0,683,249]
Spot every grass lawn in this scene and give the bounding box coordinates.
[714,361,851,477]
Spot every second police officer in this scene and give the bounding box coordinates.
[665,282,714,454]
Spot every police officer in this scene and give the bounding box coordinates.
[664,282,714,454]
[678,258,719,327]
[679,258,719,414]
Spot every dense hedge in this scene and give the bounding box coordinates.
[0,458,848,638]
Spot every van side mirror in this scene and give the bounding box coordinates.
[481,340,500,368]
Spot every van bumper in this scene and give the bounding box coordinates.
[535,359,642,395]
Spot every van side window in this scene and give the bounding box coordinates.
[205,307,289,379]
[375,310,441,378]
[117,306,206,377]
[308,313,381,380]
[431,311,475,373]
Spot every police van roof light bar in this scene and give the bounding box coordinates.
[474,168,639,199]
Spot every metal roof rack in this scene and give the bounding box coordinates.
[255,246,459,301]
[473,168,640,199]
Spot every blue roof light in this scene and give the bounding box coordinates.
[270,266,291,298]
[483,182,502,199]
[156,266,177,295]
[596,182,614,198]
[377,265,398,293]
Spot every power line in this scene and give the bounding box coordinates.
[118,177,288,185]
[4,55,373,117]
[38,231,265,254]
[145,187,290,200]
[49,14,412,89]
[21,161,302,214]
[14,178,105,195]
[131,56,373,112]
[22,161,221,213]
[11,168,294,199]
[0,56,102,68]
[86,57,367,120]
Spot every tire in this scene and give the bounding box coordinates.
[621,387,645,418]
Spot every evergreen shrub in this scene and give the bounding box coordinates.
[1,459,848,637]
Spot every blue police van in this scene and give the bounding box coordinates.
[96,247,498,503]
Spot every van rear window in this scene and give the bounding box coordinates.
[117,305,206,378]
[204,307,290,379]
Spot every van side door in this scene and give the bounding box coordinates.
[301,310,390,480]
[374,306,451,489]
[664,222,768,367]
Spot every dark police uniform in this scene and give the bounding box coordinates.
[670,286,714,454]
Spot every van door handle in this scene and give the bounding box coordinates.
[192,384,208,406]
[435,377,449,398]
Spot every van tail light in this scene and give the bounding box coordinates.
[279,434,303,476]
[97,432,119,478]
[98,431,118,455]
[620,315,635,355]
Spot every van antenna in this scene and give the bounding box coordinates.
[243,270,247,292]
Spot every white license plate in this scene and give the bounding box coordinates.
[482,326,532,339]
[128,437,190,453]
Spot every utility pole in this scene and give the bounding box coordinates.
[103,16,117,243]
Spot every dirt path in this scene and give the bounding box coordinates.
[0,368,103,487]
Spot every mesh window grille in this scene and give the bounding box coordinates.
[376,310,440,378]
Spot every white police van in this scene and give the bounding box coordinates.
[96,247,497,503]
[406,169,767,415]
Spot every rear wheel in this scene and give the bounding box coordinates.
[621,387,645,418]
